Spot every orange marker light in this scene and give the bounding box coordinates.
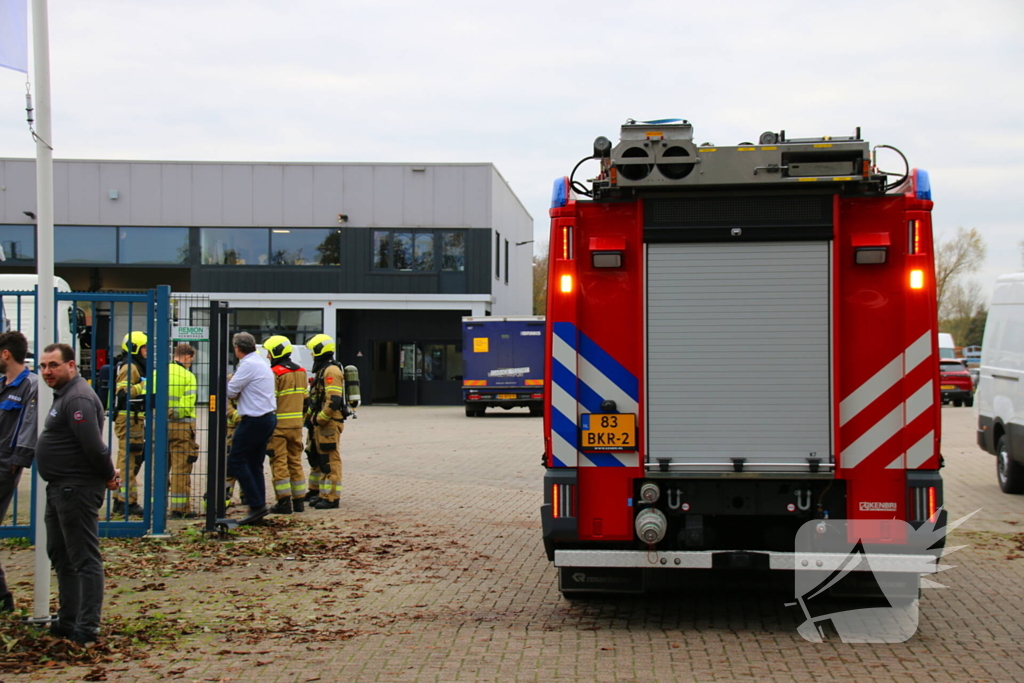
[552,484,560,517]
[560,274,573,293]
[910,269,924,289]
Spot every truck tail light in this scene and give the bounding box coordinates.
[560,274,574,293]
[908,219,922,254]
[531,393,544,400]
[467,393,482,401]
[910,485,939,522]
[909,269,924,289]
[552,484,576,519]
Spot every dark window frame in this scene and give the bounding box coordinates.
[117,226,191,266]
[504,239,509,285]
[0,224,37,264]
[269,228,342,266]
[371,229,465,274]
[495,231,501,280]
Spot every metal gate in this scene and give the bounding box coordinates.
[0,285,172,539]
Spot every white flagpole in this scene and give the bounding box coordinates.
[31,0,54,622]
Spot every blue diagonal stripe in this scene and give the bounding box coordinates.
[551,358,577,399]
[553,322,577,351]
[552,455,568,468]
[578,331,639,402]
[577,380,604,415]
[583,453,626,467]
[551,406,578,449]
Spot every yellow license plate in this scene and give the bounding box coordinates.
[497,393,517,399]
[940,385,956,390]
[581,413,636,452]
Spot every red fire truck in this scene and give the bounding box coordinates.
[541,119,945,597]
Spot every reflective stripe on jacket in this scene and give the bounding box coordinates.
[273,364,308,429]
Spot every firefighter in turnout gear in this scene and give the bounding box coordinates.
[264,336,309,514]
[304,334,350,509]
[113,331,148,516]
[167,343,199,518]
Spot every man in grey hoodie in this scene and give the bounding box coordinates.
[0,330,37,613]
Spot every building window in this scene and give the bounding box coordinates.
[230,308,323,344]
[119,227,189,265]
[495,231,501,279]
[55,226,116,264]
[271,229,341,266]
[0,225,35,264]
[414,233,435,270]
[504,239,509,285]
[373,230,450,272]
[200,228,269,265]
[441,231,465,271]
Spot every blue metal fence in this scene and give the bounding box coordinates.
[0,285,171,538]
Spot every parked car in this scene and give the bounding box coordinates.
[976,272,1024,493]
[939,359,973,407]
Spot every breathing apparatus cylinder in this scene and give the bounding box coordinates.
[344,365,361,408]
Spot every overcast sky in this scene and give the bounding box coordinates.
[1,0,1021,300]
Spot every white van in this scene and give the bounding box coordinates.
[976,273,1024,493]
[937,332,956,359]
[0,274,75,364]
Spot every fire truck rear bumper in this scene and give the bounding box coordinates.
[554,550,940,574]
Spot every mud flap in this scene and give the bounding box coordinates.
[558,566,644,595]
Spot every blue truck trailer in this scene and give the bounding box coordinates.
[462,315,545,417]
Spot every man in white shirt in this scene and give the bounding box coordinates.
[226,332,277,525]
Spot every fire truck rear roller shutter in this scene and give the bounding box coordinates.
[647,241,832,472]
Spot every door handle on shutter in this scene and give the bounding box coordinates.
[992,374,1019,382]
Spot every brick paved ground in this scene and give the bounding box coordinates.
[2,404,1023,682]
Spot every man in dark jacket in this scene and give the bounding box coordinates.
[36,343,119,646]
[0,331,37,612]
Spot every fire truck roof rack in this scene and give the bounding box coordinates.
[591,119,884,199]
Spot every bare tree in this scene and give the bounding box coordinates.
[935,227,986,319]
[941,279,985,344]
[532,248,549,316]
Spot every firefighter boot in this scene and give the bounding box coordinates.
[313,498,339,510]
[292,498,305,513]
[270,498,293,515]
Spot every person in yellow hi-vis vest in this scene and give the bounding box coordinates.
[167,343,199,518]
[113,331,148,517]
[304,334,347,509]
[263,336,309,514]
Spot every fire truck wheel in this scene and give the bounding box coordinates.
[996,435,1024,494]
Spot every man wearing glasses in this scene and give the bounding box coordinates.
[35,343,119,647]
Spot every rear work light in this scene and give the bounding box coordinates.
[910,269,924,289]
[552,483,576,519]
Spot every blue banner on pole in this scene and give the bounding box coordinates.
[0,0,28,73]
